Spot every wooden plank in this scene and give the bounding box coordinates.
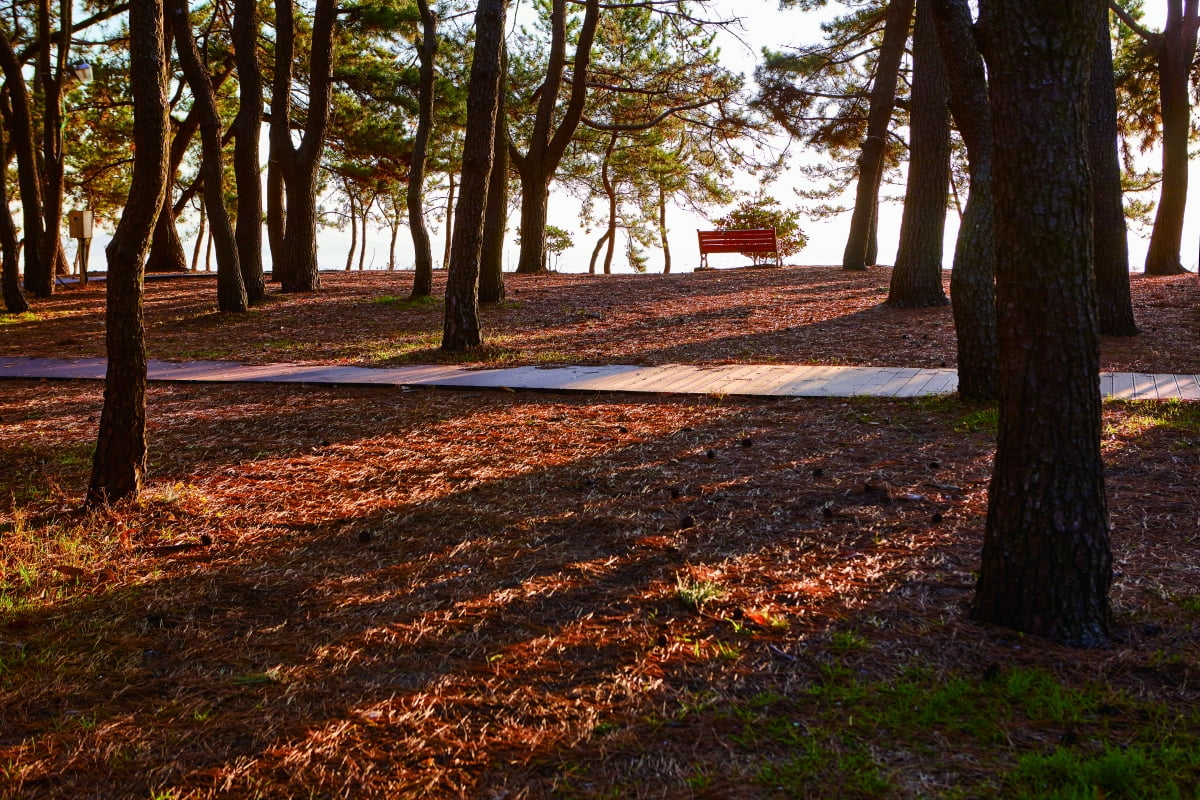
[1109,372,1136,400]
[1132,373,1158,400]
[1098,372,1115,399]
[1175,375,1200,401]
[766,365,847,396]
[689,364,766,396]
[726,365,801,395]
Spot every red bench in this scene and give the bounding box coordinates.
[696,228,780,270]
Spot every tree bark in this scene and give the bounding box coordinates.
[408,0,437,299]
[34,0,72,296]
[842,0,914,271]
[88,0,170,506]
[973,0,1112,647]
[930,0,998,401]
[1089,17,1138,336]
[232,0,266,303]
[0,30,45,296]
[271,0,337,293]
[659,185,671,274]
[442,0,506,351]
[479,40,509,305]
[0,135,28,313]
[888,0,950,308]
[1140,0,1198,276]
[510,0,600,274]
[169,0,247,313]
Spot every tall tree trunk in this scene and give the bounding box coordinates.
[408,0,437,298]
[272,0,338,293]
[441,168,455,270]
[842,0,914,271]
[1089,16,1138,335]
[931,0,998,401]
[479,40,509,305]
[510,0,600,274]
[88,0,170,506]
[266,157,285,279]
[35,0,72,295]
[170,0,246,313]
[232,0,266,303]
[0,138,27,313]
[888,0,950,308]
[601,133,618,275]
[344,195,358,271]
[972,0,1111,647]
[0,30,45,296]
[659,185,671,274]
[191,202,207,271]
[442,0,506,351]
[1140,0,1198,276]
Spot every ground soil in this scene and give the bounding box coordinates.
[3,266,1198,373]
[1,266,1199,798]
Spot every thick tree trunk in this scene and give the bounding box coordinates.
[408,0,437,299]
[284,0,335,292]
[516,170,552,273]
[842,0,914,271]
[1089,18,1138,336]
[0,31,45,296]
[232,0,266,304]
[1143,1,1198,276]
[88,0,170,506]
[0,142,27,313]
[510,0,600,274]
[145,202,189,272]
[931,0,998,401]
[442,0,506,351]
[973,0,1111,647]
[169,0,246,312]
[888,0,950,308]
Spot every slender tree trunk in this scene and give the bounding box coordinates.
[479,41,509,305]
[169,0,246,312]
[0,30,45,296]
[659,185,671,274]
[359,200,369,270]
[931,0,998,401]
[345,196,358,271]
[1089,16,1138,335]
[973,0,1111,647]
[588,230,609,274]
[266,157,285,280]
[441,169,456,270]
[601,133,618,275]
[191,203,207,272]
[442,0,506,351]
[843,0,914,271]
[408,0,437,298]
[1142,0,1198,276]
[888,0,950,308]
[232,0,266,303]
[35,0,72,295]
[88,0,170,506]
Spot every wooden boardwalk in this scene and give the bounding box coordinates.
[3,357,1199,401]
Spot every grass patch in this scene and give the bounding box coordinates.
[373,294,442,309]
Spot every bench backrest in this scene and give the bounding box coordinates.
[697,228,778,254]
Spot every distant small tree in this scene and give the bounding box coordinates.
[544,225,573,270]
[712,194,807,264]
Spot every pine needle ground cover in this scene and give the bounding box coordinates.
[2,267,1199,798]
[1,266,1196,373]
